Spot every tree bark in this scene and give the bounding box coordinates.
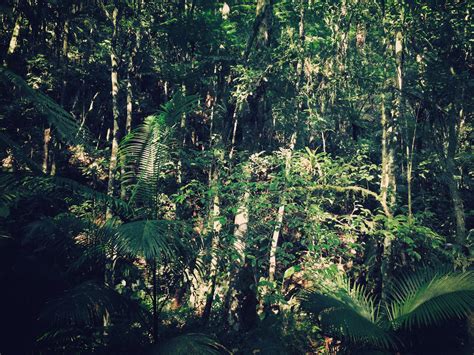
[269,134,295,282]
[380,27,403,300]
[7,14,21,56]
[226,188,252,331]
[446,110,466,245]
[42,127,51,174]
[106,5,120,217]
[202,169,222,323]
[104,4,120,290]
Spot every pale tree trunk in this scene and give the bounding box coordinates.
[106,5,120,217]
[201,168,222,323]
[406,121,416,222]
[380,28,403,299]
[104,5,120,291]
[226,189,251,331]
[446,109,466,245]
[42,127,51,174]
[269,204,285,283]
[7,14,21,57]
[268,133,296,283]
[121,0,141,199]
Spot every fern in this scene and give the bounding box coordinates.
[0,172,131,216]
[149,333,228,355]
[0,67,89,146]
[301,268,474,351]
[387,269,474,330]
[119,91,198,210]
[301,278,397,350]
[115,219,190,261]
[38,281,127,328]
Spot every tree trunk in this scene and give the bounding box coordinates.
[226,189,254,331]
[42,127,51,174]
[105,5,120,289]
[152,259,158,343]
[106,5,120,217]
[202,169,222,323]
[7,14,21,57]
[268,134,295,282]
[121,2,141,199]
[446,111,466,245]
[380,28,403,300]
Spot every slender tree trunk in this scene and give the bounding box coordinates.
[269,204,285,282]
[105,5,120,289]
[446,110,466,245]
[120,70,133,199]
[379,93,396,300]
[121,2,141,199]
[42,127,51,174]
[268,134,295,283]
[380,27,403,300]
[202,169,222,323]
[406,118,416,222]
[152,259,158,343]
[226,188,252,331]
[106,5,120,217]
[7,14,21,57]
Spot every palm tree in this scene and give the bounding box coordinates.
[300,268,474,352]
[116,90,199,342]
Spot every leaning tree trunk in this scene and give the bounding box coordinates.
[6,13,21,57]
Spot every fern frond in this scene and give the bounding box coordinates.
[115,219,190,261]
[387,269,474,330]
[119,91,199,209]
[0,67,89,146]
[149,333,228,355]
[301,284,397,350]
[38,281,127,328]
[0,172,131,216]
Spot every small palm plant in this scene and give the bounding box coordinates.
[115,91,199,343]
[300,268,474,352]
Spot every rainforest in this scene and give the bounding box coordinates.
[0,0,473,354]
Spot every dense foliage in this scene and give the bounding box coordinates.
[0,0,472,354]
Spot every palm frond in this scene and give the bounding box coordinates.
[38,281,126,328]
[301,280,397,350]
[149,333,228,355]
[0,172,131,216]
[115,219,190,261]
[120,114,172,207]
[119,91,199,208]
[387,268,474,330]
[0,67,89,146]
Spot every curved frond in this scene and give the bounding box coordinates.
[301,283,397,350]
[0,67,89,146]
[115,219,190,261]
[119,91,199,208]
[0,172,131,216]
[387,268,474,330]
[149,333,228,355]
[38,281,126,328]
